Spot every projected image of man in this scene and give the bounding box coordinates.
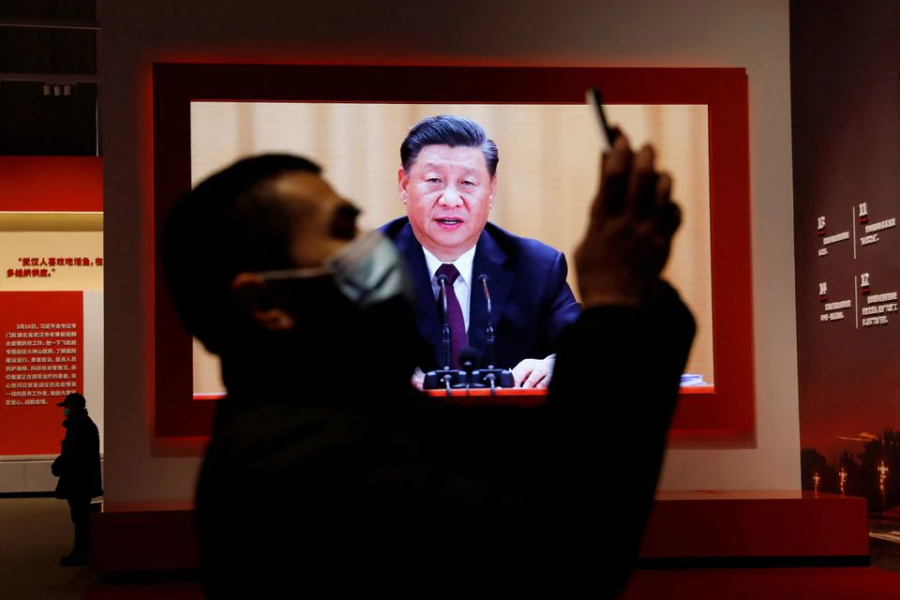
[381,115,582,388]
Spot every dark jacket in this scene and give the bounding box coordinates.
[52,411,102,499]
[196,284,695,597]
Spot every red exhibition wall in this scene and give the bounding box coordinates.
[0,156,102,457]
[152,64,755,441]
[792,0,900,510]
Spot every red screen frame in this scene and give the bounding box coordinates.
[153,64,754,441]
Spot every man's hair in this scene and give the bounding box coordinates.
[161,154,321,354]
[400,115,499,176]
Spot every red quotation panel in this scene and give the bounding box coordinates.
[0,292,84,456]
[152,64,753,440]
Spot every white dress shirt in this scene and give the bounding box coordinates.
[422,245,477,334]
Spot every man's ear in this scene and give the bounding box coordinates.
[231,272,295,331]
[489,174,498,209]
[398,168,410,205]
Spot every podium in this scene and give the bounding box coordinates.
[423,385,715,406]
[423,387,548,406]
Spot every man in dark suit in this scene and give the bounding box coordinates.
[382,115,581,388]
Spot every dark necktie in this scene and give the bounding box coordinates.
[435,263,466,369]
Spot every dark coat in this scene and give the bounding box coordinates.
[52,411,102,500]
[196,284,695,597]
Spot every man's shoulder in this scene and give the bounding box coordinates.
[483,222,564,264]
[82,416,100,435]
[68,415,99,439]
[378,217,565,267]
[380,216,411,240]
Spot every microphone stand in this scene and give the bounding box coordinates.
[438,275,451,374]
[477,275,515,394]
[481,275,496,371]
[423,274,460,394]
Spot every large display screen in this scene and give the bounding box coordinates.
[189,101,714,397]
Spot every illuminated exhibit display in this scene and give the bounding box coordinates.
[189,101,715,397]
[152,64,754,439]
[0,157,104,464]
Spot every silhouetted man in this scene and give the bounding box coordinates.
[161,131,693,597]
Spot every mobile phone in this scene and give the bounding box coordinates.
[586,86,619,149]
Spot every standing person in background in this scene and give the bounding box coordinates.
[51,392,102,567]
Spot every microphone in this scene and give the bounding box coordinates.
[478,274,492,314]
[478,275,496,369]
[436,273,452,373]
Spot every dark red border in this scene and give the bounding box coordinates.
[153,64,754,439]
[0,157,103,212]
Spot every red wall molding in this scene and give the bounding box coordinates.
[152,64,754,441]
[0,157,103,212]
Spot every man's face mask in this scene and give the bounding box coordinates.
[257,230,415,311]
[255,231,420,378]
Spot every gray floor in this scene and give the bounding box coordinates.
[0,497,97,600]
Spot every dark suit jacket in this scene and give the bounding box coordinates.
[380,217,582,371]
